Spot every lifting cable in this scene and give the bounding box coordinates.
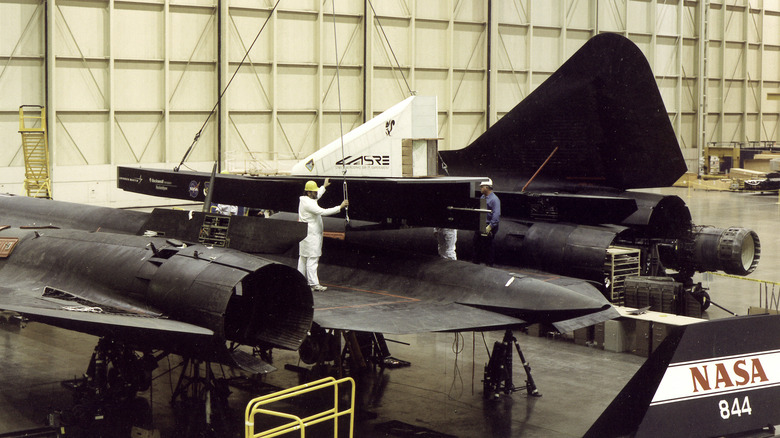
[329,0,416,226]
[331,0,349,224]
[366,0,413,97]
[174,0,282,172]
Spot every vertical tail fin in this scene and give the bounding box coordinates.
[585,314,780,438]
[441,33,687,192]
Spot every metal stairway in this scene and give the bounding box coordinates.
[18,105,52,199]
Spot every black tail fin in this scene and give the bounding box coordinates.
[585,314,780,438]
[441,33,686,192]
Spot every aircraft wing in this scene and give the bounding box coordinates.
[0,284,213,341]
[311,283,617,335]
[0,284,276,374]
[1,195,618,341]
[265,237,619,335]
[312,288,524,334]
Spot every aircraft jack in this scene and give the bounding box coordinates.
[170,358,235,438]
[483,329,541,399]
[342,332,411,372]
[58,338,155,435]
[294,325,411,379]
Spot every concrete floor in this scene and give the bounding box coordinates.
[0,187,778,437]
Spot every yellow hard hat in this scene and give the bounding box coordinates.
[304,180,318,192]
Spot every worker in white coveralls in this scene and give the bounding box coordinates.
[434,228,457,260]
[298,178,349,291]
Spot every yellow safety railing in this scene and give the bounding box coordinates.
[245,376,355,438]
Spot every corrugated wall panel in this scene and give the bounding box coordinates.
[0,0,45,184]
[0,0,778,205]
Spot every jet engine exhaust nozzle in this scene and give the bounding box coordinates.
[225,264,314,351]
[687,226,761,276]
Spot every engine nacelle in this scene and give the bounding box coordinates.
[508,221,619,282]
[1,228,313,358]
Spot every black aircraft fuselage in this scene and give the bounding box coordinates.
[0,194,617,335]
[0,196,314,372]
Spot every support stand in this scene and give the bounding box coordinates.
[292,326,411,379]
[170,359,234,438]
[483,329,541,399]
[58,338,155,433]
[342,332,410,372]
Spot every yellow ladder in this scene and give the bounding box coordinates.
[18,105,52,199]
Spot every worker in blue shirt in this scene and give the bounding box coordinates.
[473,178,501,266]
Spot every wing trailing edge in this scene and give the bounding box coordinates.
[552,306,620,333]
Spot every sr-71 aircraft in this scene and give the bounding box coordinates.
[114,30,760,365]
[0,32,775,436]
[2,194,778,437]
[110,32,761,398]
[118,33,759,307]
[102,31,749,401]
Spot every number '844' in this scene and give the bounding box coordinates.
[719,396,752,419]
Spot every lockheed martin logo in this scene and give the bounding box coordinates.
[117,174,143,184]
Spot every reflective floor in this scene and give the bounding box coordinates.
[0,187,778,437]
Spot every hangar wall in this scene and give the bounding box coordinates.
[0,0,778,206]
